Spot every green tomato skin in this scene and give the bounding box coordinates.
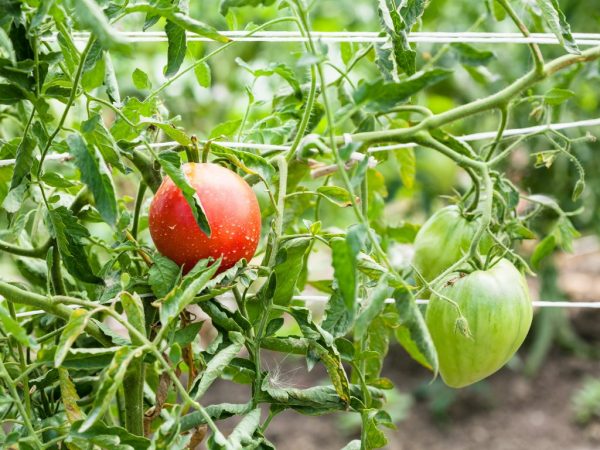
[426,259,532,388]
[413,205,486,283]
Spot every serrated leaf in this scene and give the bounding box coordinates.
[157,151,211,236]
[394,147,416,188]
[394,289,438,373]
[267,237,311,306]
[165,20,187,77]
[220,0,276,15]
[48,206,103,284]
[67,133,118,226]
[72,0,127,50]
[58,368,84,424]
[210,143,275,184]
[55,309,92,367]
[190,331,244,399]
[544,87,575,106]
[120,292,146,342]
[355,276,392,339]
[9,134,35,190]
[156,258,221,327]
[41,172,76,188]
[78,346,140,432]
[149,253,181,298]
[317,186,353,207]
[68,420,150,449]
[0,304,37,348]
[353,69,452,112]
[535,0,580,55]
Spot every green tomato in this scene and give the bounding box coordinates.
[413,205,489,283]
[426,259,532,388]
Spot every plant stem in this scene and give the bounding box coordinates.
[0,282,110,346]
[0,357,43,448]
[6,301,32,419]
[123,357,145,436]
[497,0,544,74]
[50,244,67,295]
[132,183,147,240]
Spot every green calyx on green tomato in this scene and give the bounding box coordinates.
[412,205,492,284]
[426,259,532,388]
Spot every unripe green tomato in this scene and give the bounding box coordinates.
[412,205,490,283]
[426,259,533,388]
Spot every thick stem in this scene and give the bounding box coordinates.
[50,243,67,295]
[132,183,147,240]
[123,357,145,436]
[0,282,110,346]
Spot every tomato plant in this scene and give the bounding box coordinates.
[0,0,596,448]
[149,162,261,273]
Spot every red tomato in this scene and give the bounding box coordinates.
[149,162,261,273]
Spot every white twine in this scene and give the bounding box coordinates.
[51,31,600,46]
[0,118,597,167]
[6,296,600,319]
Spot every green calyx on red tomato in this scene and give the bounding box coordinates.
[426,258,533,388]
[149,162,261,273]
[412,205,492,284]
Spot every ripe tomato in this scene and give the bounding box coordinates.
[426,259,532,388]
[412,205,490,283]
[149,162,261,273]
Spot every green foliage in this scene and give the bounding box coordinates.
[0,0,596,448]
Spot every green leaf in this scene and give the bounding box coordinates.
[535,0,580,54]
[355,276,393,340]
[71,0,128,50]
[58,368,84,424]
[174,322,204,346]
[156,258,221,327]
[317,186,353,207]
[209,119,242,139]
[210,143,276,184]
[132,68,151,90]
[452,43,495,66]
[264,318,284,336]
[226,407,262,448]
[353,69,452,112]
[143,120,191,146]
[81,114,127,173]
[0,83,26,104]
[0,304,37,348]
[157,150,211,236]
[236,57,300,93]
[531,234,557,269]
[377,0,427,76]
[148,253,181,298]
[68,420,150,449]
[79,346,140,432]
[322,290,354,339]
[387,222,420,243]
[394,147,416,188]
[190,331,244,399]
[165,20,187,77]
[194,61,211,88]
[220,0,276,15]
[331,225,367,312]
[55,309,91,367]
[544,87,575,105]
[394,289,438,373]
[48,206,103,284]
[9,134,35,190]
[267,237,311,307]
[120,292,146,342]
[67,133,118,226]
[104,52,120,104]
[41,172,77,188]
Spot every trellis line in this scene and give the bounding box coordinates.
[0,118,597,168]
[3,296,599,319]
[54,31,600,46]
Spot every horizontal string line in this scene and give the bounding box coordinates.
[0,118,597,168]
[46,31,600,46]
[4,296,599,319]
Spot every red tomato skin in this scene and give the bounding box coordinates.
[149,163,261,273]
